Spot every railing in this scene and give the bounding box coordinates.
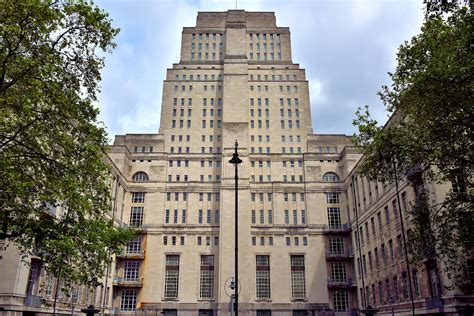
[323,223,352,233]
[117,250,145,259]
[327,277,355,287]
[325,248,354,259]
[113,277,143,287]
[425,296,443,309]
[25,294,42,307]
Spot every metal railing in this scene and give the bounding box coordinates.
[327,277,355,287]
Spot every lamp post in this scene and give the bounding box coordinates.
[229,141,242,316]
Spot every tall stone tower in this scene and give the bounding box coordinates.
[108,10,360,316]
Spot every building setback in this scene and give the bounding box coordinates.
[0,9,472,316]
[107,10,360,315]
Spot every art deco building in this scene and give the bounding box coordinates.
[106,10,360,316]
[1,9,472,316]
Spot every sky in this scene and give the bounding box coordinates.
[95,0,425,141]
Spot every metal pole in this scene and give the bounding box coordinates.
[229,141,242,316]
[234,160,238,316]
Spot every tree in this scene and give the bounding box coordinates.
[353,3,473,291]
[0,0,134,294]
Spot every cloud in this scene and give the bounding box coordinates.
[95,0,424,139]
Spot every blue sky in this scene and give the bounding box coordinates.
[95,0,424,140]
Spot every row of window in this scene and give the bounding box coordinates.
[166,174,221,182]
[170,119,223,129]
[251,97,300,107]
[173,97,222,107]
[169,146,223,154]
[191,52,222,61]
[363,271,422,308]
[174,84,223,92]
[249,146,303,154]
[249,74,300,81]
[249,33,281,43]
[357,235,406,278]
[171,108,223,117]
[165,192,221,202]
[248,52,282,61]
[191,42,223,51]
[130,171,340,183]
[162,235,219,246]
[192,33,224,42]
[174,73,222,81]
[355,191,407,247]
[250,235,309,247]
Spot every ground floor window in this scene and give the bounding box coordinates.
[162,309,177,316]
[199,309,213,316]
[292,310,306,316]
[257,310,271,316]
[334,290,349,312]
[120,289,137,311]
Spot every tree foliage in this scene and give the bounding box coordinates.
[353,3,473,291]
[0,0,134,289]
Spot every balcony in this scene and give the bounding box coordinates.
[116,250,145,259]
[327,277,356,289]
[425,296,443,309]
[325,248,354,260]
[323,223,351,234]
[113,277,143,287]
[25,295,42,307]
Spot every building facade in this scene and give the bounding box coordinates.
[1,9,472,316]
[106,10,360,316]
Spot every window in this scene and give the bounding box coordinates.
[199,256,214,298]
[290,255,306,298]
[120,289,137,311]
[124,261,140,281]
[322,172,339,182]
[329,237,344,255]
[331,262,347,282]
[130,207,144,227]
[126,236,142,254]
[327,207,341,229]
[325,192,340,203]
[256,255,271,298]
[132,171,149,182]
[164,255,180,298]
[333,290,348,312]
[132,192,145,203]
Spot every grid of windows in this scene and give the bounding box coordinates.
[327,207,341,229]
[325,192,340,204]
[290,255,306,298]
[120,289,137,311]
[126,236,142,254]
[199,256,214,298]
[331,262,347,282]
[124,261,140,281]
[329,237,344,255]
[130,207,144,227]
[333,290,349,312]
[131,192,145,203]
[256,255,271,299]
[164,255,180,298]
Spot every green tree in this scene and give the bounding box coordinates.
[353,3,473,291]
[0,0,134,295]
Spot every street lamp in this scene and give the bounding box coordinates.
[229,141,242,316]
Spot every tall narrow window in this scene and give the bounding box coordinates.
[124,261,140,281]
[130,207,144,227]
[333,290,348,312]
[199,255,214,298]
[120,289,137,311]
[327,207,341,229]
[290,255,306,298]
[164,255,180,298]
[256,255,271,299]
